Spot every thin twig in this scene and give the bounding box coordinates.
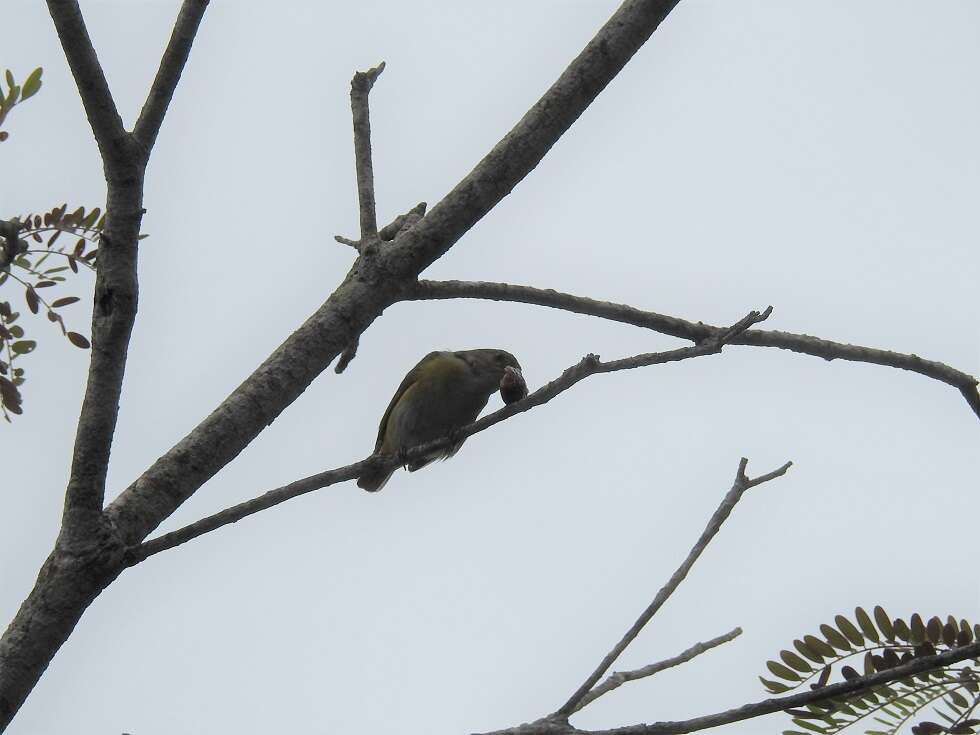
[126,459,375,564]
[571,628,743,713]
[407,279,980,420]
[133,0,211,153]
[127,308,769,561]
[350,61,385,242]
[554,458,792,717]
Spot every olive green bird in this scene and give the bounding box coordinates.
[357,349,523,492]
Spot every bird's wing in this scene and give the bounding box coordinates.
[373,351,442,453]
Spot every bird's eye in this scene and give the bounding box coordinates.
[495,353,507,364]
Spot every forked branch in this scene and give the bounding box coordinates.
[555,457,792,717]
[571,627,743,713]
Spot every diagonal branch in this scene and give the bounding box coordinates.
[126,307,769,562]
[407,279,980,420]
[379,0,681,278]
[105,0,682,550]
[554,457,792,717]
[133,0,211,153]
[126,458,375,564]
[571,628,743,714]
[46,0,129,168]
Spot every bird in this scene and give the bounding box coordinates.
[357,348,525,492]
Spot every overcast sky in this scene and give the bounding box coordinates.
[2,2,978,734]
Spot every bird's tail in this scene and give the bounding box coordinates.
[357,465,395,493]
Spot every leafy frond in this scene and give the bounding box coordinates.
[0,205,103,421]
[0,67,43,141]
[763,607,980,735]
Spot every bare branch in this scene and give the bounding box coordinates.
[379,0,680,277]
[127,458,374,564]
[46,0,130,167]
[126,308,768,559]
[408,280,980,420]
[572,628,743,713]
[133,0,210,153]
[351,62,385,242]
[104,0,682,551]
[555,458,791,717]
[46,1,147,543]
[334,235,360,248]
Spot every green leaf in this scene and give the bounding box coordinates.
[21,67,42,100]
[943,621,958,646]
[835,615,864,646]
[759,676,791,693]
[781,650,813,673]
[875,606,895,640]
[816,665,831,687]
[894,618,911,642]
[791,718,827,733]
[856,607,880,643]
[820,624,852,652]
[949,690,970,709]
[67,332,90,349]
[805,635,838,659]
[81,207,101,228]
[794,639,824,664]
[767,660,802,681]
[11,340,36,354]
[51,296,80,308]
[25,287,38,314]
[910,613,927,644]
[926,617,942,645]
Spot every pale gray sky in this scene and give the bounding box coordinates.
[2,2,978,734]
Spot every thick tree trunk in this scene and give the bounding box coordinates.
[0,538,124,731]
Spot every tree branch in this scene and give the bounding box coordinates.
[46,0,147,544]
[127,307,768,561]
[555,457,792,717]
[132,0,210,153]
[105,0,683,549]
[45,0,129,168]
[379,0,680,278]
[571,628,743,713]
[126,458,374,564]
[350,62,384,243]
[407,280,980,420]
[4,1,686,726]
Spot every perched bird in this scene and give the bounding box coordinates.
[357,349,525,492]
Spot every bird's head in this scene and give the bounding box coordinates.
[454,348,523,395]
